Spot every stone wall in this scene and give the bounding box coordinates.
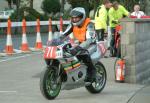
[120,18,150,84]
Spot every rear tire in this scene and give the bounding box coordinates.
[40,66,62,100]
[85,62,107,93]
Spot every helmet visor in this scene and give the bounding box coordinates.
[71,17,82,23]
[70,10,83,17]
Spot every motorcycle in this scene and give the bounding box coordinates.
[40,36,107,100]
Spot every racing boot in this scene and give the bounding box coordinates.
[84,66,96,86]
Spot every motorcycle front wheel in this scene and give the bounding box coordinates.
[85,62,107,93]
[40,66,62,100]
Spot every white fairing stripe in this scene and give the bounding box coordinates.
[47,47,51,57]
[50,47,54,57]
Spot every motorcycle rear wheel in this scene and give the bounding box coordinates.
[40,66,62,100]
[85,62,107,93]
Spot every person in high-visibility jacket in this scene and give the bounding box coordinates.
[108,1,129,57]
[109,1,129,28]
[94,0,112,41]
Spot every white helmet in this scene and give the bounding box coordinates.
[70,7,86,26]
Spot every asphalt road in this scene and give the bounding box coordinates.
[0,52,145,103]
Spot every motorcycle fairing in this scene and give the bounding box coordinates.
[62,60,81,72]
[90,41,107,62]
[61,64,87,90]
[43,46,63,59]
[97,41,107,57]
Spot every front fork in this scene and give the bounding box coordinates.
[45,59,62,84]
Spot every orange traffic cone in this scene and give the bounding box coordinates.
[60,16,63,34]
[48,18,53,41]
[35,18,43,50]
[20,18,30,52]
[5,18,14,55]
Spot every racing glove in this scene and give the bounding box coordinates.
[70,46,83,56]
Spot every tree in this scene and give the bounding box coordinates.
[5,0,34,9]
[60,0,65,13]
[30,0,33,8]
[67,0,91,16]
[118,0,139,12]
[89,0,102,15]
[6,0,12,8]
[41,0,61,15]
[6,0,17,9]
[143,0,150,15]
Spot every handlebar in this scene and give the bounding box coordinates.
[62,43,89,58]
[62,43,74,58]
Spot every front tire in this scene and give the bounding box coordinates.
[85,62,107,93]
[40,66,62,100]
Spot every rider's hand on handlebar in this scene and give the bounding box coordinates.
[70,46,83,56]
[71,40,79,47]
[74,40,79,44]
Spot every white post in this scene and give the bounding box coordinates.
[107,26,111,48]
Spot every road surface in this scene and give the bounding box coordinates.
[0,52,145,103]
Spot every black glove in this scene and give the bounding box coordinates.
[70,46,83,56]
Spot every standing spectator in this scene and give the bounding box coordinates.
[94,0,112,41]
[108,1,129,57]
[131,4,145,18]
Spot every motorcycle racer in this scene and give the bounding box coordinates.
[60,7,97,84]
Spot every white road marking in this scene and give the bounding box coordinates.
[0,91,17,93]
[0,52,41,63]
[13,49,22,53]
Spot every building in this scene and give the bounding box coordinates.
[0,1,14,19]
[0,1,8,11]
[33,0,44,14]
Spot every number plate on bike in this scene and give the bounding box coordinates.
[43,46,57,59]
